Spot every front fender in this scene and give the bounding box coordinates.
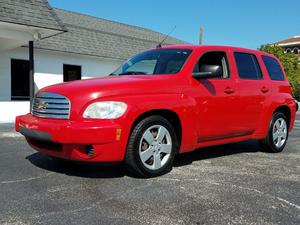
[114,93,198,153]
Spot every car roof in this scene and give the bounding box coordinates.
[159,45,275,58]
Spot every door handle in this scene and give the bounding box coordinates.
[224,87,235,94]
[261,86,269,93]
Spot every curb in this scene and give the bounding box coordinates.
[0,123,20,138]
[0,132,22,138]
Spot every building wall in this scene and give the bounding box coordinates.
[0,47,123,101]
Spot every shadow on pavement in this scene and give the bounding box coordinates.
[26,140,261,178]
[174,140,261,167]
[26,153,126,178]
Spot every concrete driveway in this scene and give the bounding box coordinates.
[0,115,299,225]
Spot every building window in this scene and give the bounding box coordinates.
[286,48,292,53]
[11,59,30,101]
[293,48,299,54]
[63,64,82,82]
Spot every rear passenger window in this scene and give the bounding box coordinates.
[262,56,284,80]
[234,53,262,79]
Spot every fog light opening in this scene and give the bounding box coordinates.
[85,145,95,158]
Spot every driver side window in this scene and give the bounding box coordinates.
[193,51,230,78]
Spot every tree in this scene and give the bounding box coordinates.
[259,44,300,99]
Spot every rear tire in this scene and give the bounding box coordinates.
[125,116,177,178]
[260,112,289,153]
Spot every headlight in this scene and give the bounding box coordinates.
[83,101,127,119]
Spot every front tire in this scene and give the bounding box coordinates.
[125,116,177,177]
[260,112,289,153]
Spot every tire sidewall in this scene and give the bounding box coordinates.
[131,116,177,176]
[267,112,289,153]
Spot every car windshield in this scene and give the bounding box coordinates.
[112,49,192,75]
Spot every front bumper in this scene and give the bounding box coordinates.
[16,114,128,162]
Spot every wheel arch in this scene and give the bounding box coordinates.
[273,105,291,128]
[255,103,293,139]
[129,109,182,150]
[259,105,290,153]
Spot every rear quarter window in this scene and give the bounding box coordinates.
[234,52,262,79]
[261,56,285,81]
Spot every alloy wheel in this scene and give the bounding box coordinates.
[272,118,287,148]
[138,125,172,170]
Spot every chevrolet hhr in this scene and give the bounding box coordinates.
[16,45,298,177]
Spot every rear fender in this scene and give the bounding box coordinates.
[254,96,296,139]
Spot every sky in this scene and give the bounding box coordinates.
[49,0,300,50]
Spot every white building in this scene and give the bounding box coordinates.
[274,35,300,55]
[0,0,185,122]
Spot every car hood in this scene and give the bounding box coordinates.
[39,75,181,118]
[41,75,177,99]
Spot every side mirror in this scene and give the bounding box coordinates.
[192,65,222,79]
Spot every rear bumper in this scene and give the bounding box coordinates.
[15,114,128,162]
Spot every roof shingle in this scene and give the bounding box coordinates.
[33,9,187,60]
[274,36,300,46]
[0,0,66,31]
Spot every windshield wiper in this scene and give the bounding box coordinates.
[119,71,148,75]
[109,73,119,76]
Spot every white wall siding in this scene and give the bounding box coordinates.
[0,47,123,101]
[0,47,123,122]
[0,101,30,123]
[0,55,11,100]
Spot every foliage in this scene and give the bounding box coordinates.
[259,44,300,99]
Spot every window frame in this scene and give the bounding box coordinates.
[193,51,231,79]
[63,64,82,82]
[285,48,292,54]
[261,55,285,81]
[233,52,263,80]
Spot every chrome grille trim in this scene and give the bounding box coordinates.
[31,92,70,119]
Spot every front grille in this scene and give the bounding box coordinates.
[31,92,70,119]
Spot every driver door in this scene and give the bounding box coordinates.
[191,50,242,142]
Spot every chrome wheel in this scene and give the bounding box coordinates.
[139,125,172,170]
[272,118,287,148]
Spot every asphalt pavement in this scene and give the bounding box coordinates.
[0,115,299,225]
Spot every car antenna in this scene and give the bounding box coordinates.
[156,26,177,48]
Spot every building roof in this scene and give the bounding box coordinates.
[274,36,300,47]
[0,0,66,32]
[33,9,187,60]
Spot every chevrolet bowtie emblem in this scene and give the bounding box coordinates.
[36,101,47,110]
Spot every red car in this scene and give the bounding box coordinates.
[16,45,298,177]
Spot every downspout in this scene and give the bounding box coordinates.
[29,41,34,111]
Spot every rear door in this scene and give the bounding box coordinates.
[233,52,271,134]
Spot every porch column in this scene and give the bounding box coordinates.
[29,41,34,110]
